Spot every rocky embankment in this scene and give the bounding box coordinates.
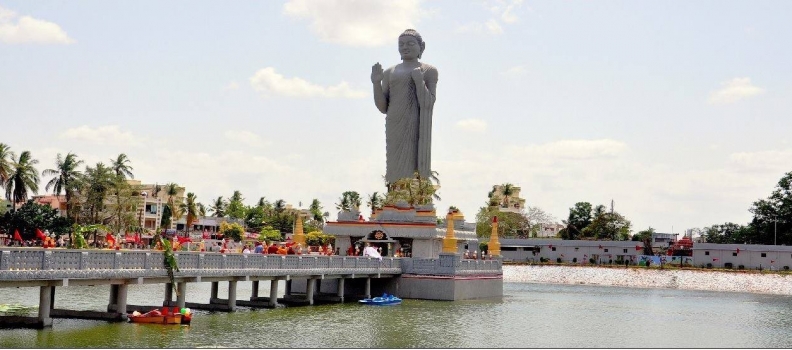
[503,264,792,295]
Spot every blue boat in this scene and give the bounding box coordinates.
[359,293,402,306]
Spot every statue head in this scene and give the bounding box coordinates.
[399,29,425,59]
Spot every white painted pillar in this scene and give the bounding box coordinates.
[176,282,186,309]
[269,280,279,307]
[306,278,316,305]
[337,278,345,302]
[38,286,53,327]
[228,281,237,311]
[117,284,128,314]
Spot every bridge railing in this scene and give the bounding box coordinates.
[401,253,502,276]
[0,248,398,273]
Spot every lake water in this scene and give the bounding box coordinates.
[1,277,792,348]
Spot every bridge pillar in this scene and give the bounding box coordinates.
[176,282,186,309]
[228,281,237,311]
[337,278,345,302]
[251,280,259,300]
[109,285,119,308]
[365,278,371,299]
[38,286,53,327]
[116,284,128,315]
[285,279,292,296]
[50,286,56,310]
[210,282,219,299]
[269,279,279,307]
[306,278,316,305]
[164,283,173,306]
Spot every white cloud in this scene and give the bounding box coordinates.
[224,130,268,148]
[729,149,792,173]
[59,125,142,147]
[485,19,504,35]
[708,77,765,104]
[249,67,366,98]
[500,0,523,24]
[502,65,527,76]
[514,139,628,160]
[455,119,488,132]
[0,5,75,44]
[282,0,424,47]
[223,81,240,91]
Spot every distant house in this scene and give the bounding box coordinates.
[498,238,643,264]
[32,195,68,217]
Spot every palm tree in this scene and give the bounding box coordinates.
[257,197,269,208]
[80,162,115,225]
[209,196,226,217]
[164,182,179,226]
[367,192,384,216]
[43,152,84,220]
[197,202,207,217]
[309,198,324,223]
[0,143,15,192]
[110,153,134,180]
[180,192,200,232]
[274,199,286,213]
[500,183,515,208]
[4,150,40,204]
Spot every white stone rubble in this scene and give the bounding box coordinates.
[504,265,792,295]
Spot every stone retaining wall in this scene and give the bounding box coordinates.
[504,265,792,295]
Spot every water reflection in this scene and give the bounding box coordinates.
[2,282,792,348]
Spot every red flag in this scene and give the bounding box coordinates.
[36,228,47,240]
[548,244,553,249]
[713,258,719,261]
[736,248,740,254]
[135,233,141,244]
[598,245,603,249]
[635,245,642,251]
[771,260,775,263]
[13,229,22,241]
[177,235,191,244]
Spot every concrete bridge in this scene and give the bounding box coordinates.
[0,248,502,328]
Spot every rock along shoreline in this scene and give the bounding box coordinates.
[503,264,792,296]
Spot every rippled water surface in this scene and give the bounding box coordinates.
[2,281,792,348]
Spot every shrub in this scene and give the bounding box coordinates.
[706,263,713,269]
[589,258,596,264]
[738,265,745,270]
[219,222,244,242]
[785,266,790,271]
[572,257,578,263]
[556,257,562,263]
[724,263,733,269]
[258,226,282,243]
[305,231,335,246]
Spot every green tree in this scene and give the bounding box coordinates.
[4,150,39,204]
[179,192,200,232]
[748,171,792,245]
[703,222,754,244]
[244,205,266,231]
[77,162,115,226]
[107,177,142,235]
[110,153,134,179]
[581,210,632,240]
[227,190,246,220]
[161,204,172,229]
[559,202,593,240]
[163,182,180,228]
[632,227,655,242]
[475,205,530,238]
[366,192,384,216]
[258,226,282,242]
[500,183,515,208]
[0,200,72,240]
[0,143,14,194]
[219,221,244,242]
[42,152,84,220]
[209,196,226,217]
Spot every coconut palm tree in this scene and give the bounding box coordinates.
[366,192,384,216]
[500,183,515,208]
[209,196,226,217]
[110,153,134,180]
[164,182,180,226]
[309,198,324,223]
[274,199,286,213]
[43,152,84,220]
[80,162,115,225]
[0,143,14,192]
[4,150,40,204]
[180,192,200,232]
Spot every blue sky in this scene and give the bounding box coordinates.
[1,0,791,235]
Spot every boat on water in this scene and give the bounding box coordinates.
[128,307,192,324]
[359,293,402,306]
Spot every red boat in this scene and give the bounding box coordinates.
[129,307,191,324]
